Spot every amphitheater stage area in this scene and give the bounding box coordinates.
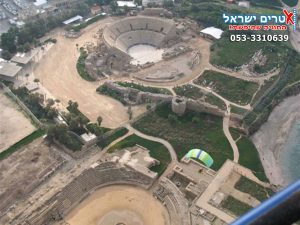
[132,48,194,83]
[0,138,64,218]
[0,89,36,153]
[128,44,164,65]
[63,185,170,225]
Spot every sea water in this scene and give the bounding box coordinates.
[280,120,300,183]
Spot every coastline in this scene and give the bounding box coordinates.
[252,94,300,186]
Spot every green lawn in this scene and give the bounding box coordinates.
[76,48,96,82]
[173,85,204,100]
[221,196,253,216]
[237,137,268,182]
[194,70,259,105]
[235,176,275,202]
[282,0,298,6]
[117,82,172,95]
[210,38,288,72]
[229,127,241,141]
[133,103,233,170]
[287,57,300,85]
[97,127,129,149]
[248,0,282,7]
[173,85,226,110]
[108,134,171,175]
[0,129,45,160]
[205,93,227,110]
[230,105,248,115]
[251,76,278,105]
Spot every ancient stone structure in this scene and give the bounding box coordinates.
[12,162,155,225]
[171,96,187,116]
[140,8,173,18]
[103,16,178,54]
[103,81,226,117]
[85,44,133,79]
[85,16,181,78]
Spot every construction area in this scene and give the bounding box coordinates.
[0,90,36,153]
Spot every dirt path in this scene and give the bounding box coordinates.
[223,110,240,163]
[125,124,178,162]
[33,18,132,128]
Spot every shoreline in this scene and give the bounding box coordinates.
[252,94,300,186]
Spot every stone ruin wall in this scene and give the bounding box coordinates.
[104,81,226,118]
[85,44,134,79]
[13,162,155,225]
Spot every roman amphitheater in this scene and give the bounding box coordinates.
[0,10,279,225]
[84,15,200,83]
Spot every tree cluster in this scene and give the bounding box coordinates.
[0,3,89,59]
[13,87,58,120]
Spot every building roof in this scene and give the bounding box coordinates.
[200,27,224,39]
[0,61,22,78]
[81,133,97,142]
[63,15,83,25]
[117,1,137,8]
[11,50,37,65]
[34,0,47,6]
[238,1,250,8]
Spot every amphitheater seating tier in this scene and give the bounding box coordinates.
[103,16,176,53]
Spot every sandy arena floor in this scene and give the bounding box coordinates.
[0,91,36,153]
[64,185,170,225]
[33,18,148,128]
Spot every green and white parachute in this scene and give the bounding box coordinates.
[185,149,214,168]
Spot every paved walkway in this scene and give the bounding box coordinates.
[223,111,240,163]
[124,124,178,162]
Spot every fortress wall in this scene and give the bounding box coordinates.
[137,92,173,103]
[186,100,226,117]
[103,82,226,118]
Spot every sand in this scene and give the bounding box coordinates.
[252,94,300,186]
[128,45,164,65]
[0,91,36,153]
[64,185,170,225]
[33,18,130,128]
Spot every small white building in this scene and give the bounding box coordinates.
[238,1,250,8]
[117,1,137,8]
[200,27,224,40]
[34,0,48,7]
[63,15,83,25]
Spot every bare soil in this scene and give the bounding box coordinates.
[0,90,36,153]
[64,185,170,225]
[33,18,145,128]
[0,138,63,214]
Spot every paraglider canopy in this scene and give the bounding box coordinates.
[185,149,214,168]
